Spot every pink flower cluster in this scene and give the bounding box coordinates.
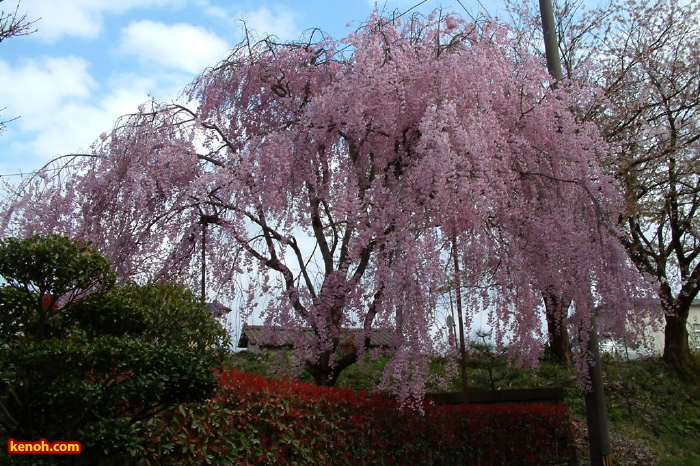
[2,11,654,393]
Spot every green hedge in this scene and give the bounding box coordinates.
[139,367,576,465]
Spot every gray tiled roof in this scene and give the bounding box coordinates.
[237,324,394,349]
[206,302,232,319]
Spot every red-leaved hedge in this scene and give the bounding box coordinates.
[138,367,576,465]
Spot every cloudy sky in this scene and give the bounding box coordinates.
[0,0,511,180]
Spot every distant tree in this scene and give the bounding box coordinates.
[0,0,37,134]
[508,0,700,369]
[0,235,229,464]
[3,12,646,395]
[595,0,700,369]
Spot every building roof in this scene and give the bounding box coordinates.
[237,324,395,349]
[206,302,232,319]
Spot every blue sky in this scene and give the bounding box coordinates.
[0,0,511,180]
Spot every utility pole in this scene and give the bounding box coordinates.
[539,0,564,82]
[584,312,613,466]
[537,1,612,464]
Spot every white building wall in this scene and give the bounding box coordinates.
[646,299,700,354]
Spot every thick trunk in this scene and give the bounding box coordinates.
[663,311,692,368]
[306,347,359,387]
[308,365,339,387]
[543,292,572,365]
[307,348,337,386]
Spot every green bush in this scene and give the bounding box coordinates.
[0,235,230,464]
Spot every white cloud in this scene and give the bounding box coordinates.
[119,21,231,74]
[19,0,185,42]
[193,0,230,22]
[238,6,301,41]
[22,86,150,154]
[0,1,305,177]
[0,57,96,130]
[0,57,171,174]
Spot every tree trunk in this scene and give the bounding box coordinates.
[543,291,572,365]
[308,366,339,387]
[306,346,359,387]
[306,356,339,386]
[663,310,692,368]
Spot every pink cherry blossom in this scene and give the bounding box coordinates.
[2,11,653,396]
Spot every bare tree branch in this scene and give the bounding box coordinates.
[0,0,37,43]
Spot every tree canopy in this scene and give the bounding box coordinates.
[2,11,651,395]
[507,0,700,368]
